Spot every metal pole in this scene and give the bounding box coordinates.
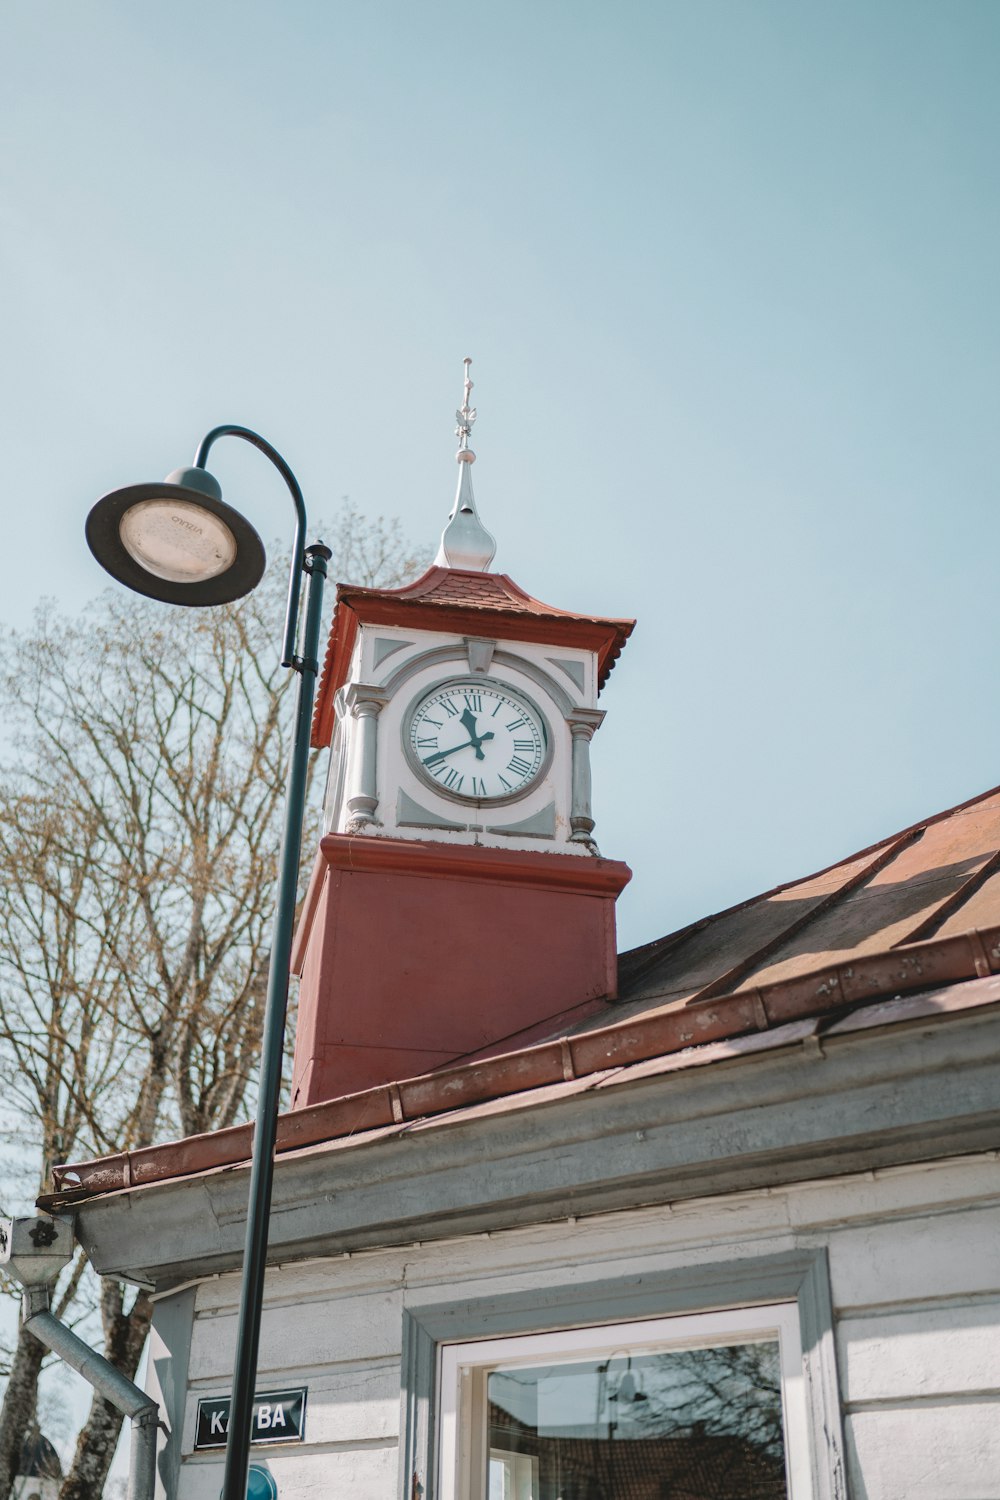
[220,541,331,1500]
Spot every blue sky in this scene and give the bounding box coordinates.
[2,0,999,952]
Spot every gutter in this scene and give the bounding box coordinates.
[48,922,1000,1204]
[47,989,1000,1286]
[0,1216,160,1500]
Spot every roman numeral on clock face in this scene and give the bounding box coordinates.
[409,681,547,803]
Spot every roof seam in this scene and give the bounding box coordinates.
[686,826,926,1004]
[894,847,1000,947]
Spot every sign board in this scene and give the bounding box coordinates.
[195,1389,307,1449]
[218,1465,279,1500]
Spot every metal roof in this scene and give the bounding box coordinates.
[46,781,1000,1206]
[614,781,1000,1012]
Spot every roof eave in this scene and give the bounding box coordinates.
[311,575,635,747]
[40,977,1000,1287]
[46,922,1000,1208]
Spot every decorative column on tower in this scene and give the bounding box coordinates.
[290,361,634,1108]
[567,708,605,844]
[343,684,388,832]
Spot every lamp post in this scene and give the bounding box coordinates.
[87,425,330,1500]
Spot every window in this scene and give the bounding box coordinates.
[439,1304,813,1500]
[401,1251,844,1500]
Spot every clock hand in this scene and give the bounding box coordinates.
[459,707,489,760]
[422,732,495,768]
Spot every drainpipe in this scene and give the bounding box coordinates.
[0,1216,160,1500]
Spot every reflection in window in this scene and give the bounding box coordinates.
[486,1341,787,1499]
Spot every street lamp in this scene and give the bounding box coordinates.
[87,424,331,1500]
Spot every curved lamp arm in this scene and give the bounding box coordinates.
[193,425,307,668]
[85,422,329,1500]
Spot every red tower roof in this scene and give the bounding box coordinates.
[310,566,635,748]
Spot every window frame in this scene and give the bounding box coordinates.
[399,1249,847,1500]
[439,1302,812,1500]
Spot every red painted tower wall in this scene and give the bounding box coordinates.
[290,834,631,1109]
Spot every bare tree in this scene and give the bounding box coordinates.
[0,507,425,1499]
[627,1341,786,1499]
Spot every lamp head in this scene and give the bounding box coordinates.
[86,466,267,606]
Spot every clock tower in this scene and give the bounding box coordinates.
[290,363,633,1108]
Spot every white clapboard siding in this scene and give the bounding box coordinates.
[839,1302,1000,1403]
[846,1401,1000,1500]
[398,1192,796,1288]
[188,1288,403,1383]
[175,1153,1000,1500]
[785,1152,1000,1227]
[194,1252,409,1314]
[828,1203,1000,1310]
[182,1359,399,1457]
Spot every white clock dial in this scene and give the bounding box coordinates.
[406,680,548,802]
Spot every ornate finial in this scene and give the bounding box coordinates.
[455,357,477,449]
[434,357,497,572]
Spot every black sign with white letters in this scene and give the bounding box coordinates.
[194,1389,307,1449]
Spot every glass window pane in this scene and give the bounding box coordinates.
[485,1340,787,1499]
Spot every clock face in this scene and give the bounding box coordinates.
[406,679,549,802]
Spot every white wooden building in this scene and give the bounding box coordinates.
[43,396,1000,1500]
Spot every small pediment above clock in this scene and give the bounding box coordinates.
[373,637,415,669]
[546,656,586,692]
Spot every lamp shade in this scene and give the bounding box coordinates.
[86,467,267,606]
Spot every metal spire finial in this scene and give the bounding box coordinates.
[455,357,476,449]
[434,357,497,572]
